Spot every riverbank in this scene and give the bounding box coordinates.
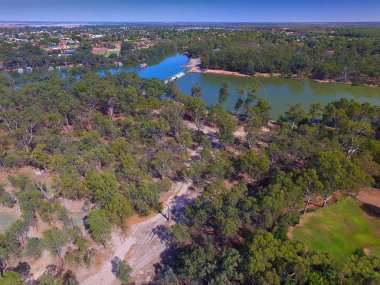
[191,67,251,77]
[187,59,379,87]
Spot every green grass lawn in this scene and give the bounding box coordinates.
[93,48,120,57]
[291,197,380,261]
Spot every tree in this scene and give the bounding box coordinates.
[7,220,28,246]
[178,243,217,282]
[311,150,369,206]
[0,271,22,285]
[42,227,69,261]
[243,98,271,148]
[308,102,324,122]
[245,229,335,284]
[85,169,118,207]
[238,150,270,178]
[218,82,230,104]
[104,194,134,228]
[151,150,172,178]
[117,261,132,284]
[284,103,306,130]
[184,96,207,132]
[124,180,160,216]
[167,224,191,246]
[341,255,380,284]
[0,258,6,277]
[191,83,202,98]
[59,172,85,199]
[209,104,236,146]
[87,209,112,247]
[120,41,134,56]
[294,169,323,213]
[25,237,43,258]
[162,101,184,138]
[235,85,258,114]
[166,81,181,100]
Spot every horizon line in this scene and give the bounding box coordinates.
[1,21,380,24]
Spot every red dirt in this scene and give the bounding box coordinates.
[357,187,380,208]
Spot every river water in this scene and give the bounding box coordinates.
[103,53,379,118]
[176,72,380,118]
[20,53,380,118]
[151,54,380,118]
[96,53,189,80]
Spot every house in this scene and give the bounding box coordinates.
[17,68,24,74]
[117,62,123,67]
[48,67,54,71]
[26,67,33,72]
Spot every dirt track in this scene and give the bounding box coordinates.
[357,187,380,208]
[77,181,195,285]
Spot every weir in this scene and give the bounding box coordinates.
[164,68,189,84]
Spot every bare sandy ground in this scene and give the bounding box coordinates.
[77,180,194,285]
[185,120,271,142]
[183,120,217,134]
[191,67,251,77]
[189,62,281,78]
[357,187,380,208]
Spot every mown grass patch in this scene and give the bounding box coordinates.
[93,48,120,57]
[291,197,380,261]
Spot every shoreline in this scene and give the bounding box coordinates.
[189,66,379,88]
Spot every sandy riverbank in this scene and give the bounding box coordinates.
[189,65,282,78]
[187,59,379,87]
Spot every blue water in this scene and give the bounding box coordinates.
[10,53,379,119]
[96,53,189,80]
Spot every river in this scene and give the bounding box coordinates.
[19,53,380,118]
[105,53,379,118]
[96,53,189,80]
[176,72,380,118]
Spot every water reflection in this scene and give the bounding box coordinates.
[176,73,380,119]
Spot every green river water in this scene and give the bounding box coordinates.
[176,72,380,118]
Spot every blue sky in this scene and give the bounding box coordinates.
[0,0,379,22]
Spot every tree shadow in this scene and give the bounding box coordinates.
[11,262,31,281]
[170,194,194,223]
[153,225,171,245]
[361,203,380,218]
[154,249,177,284]
[111,256,122,276]
[206,132,220,148]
